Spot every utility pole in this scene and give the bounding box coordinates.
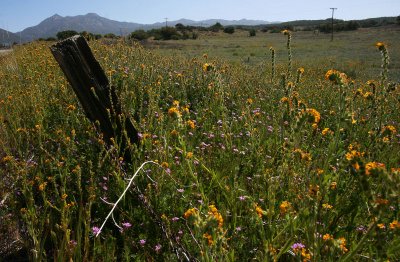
[164,18,168,28]
[330,7,337,41]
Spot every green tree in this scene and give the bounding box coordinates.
[397,16,400,25]
[249,29,256,37]
[56,30,78,40]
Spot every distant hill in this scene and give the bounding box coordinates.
[16,13,273,42]
[0,28,21,45]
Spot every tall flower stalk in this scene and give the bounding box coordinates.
[282,30,292,78]
[270,46,276,83]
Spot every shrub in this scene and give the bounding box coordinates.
[223,26,235,34]
[56,30,79,40]
[129,30,149,41]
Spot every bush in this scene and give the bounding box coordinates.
[209,22,224,32]
[223,26,235,34]
[249,29,256,37]
[56,30,79,40]
[160,27,180,40]
[129,30,148,41]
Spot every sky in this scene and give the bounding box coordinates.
[0,0,399,32]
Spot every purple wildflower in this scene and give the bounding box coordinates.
[155,244,162,252]
[122,222,132,229]
[291,242,305,251]
[139,239,146,246]
[92,226,100,235]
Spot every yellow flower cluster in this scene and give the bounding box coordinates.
[279,201,291,214]
[365,162,386,176]
[325,69,348,85]
[305,108,321,124]
[208,205,224,228]
[321,127,333,136]
[293,148,312,162]
[337,237,348,253]
[255,204,264,218]
[390,220,400,230]
[168,107,181,118]
[323,233,333,241]
[186,120,195,129]
[203,232,214,246]
[203,63,214,72]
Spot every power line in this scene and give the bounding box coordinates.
[330,8,337,42]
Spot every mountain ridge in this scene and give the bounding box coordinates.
[3,13,274,42]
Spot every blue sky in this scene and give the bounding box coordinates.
[1,0,399,32]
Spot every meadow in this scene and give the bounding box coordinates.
[0,27,400,261]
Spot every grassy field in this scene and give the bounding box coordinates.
[0,27,400,261]
[147,26,400,81]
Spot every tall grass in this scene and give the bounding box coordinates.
[0,33,399,261]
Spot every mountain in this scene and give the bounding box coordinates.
[0,28,21,45]
[19,13,144,41]
[17,13,272,42]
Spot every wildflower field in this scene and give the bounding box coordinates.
[1,28,400,261]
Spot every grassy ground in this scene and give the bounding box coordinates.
[0,27,400,261]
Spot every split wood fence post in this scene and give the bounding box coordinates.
[50,35,138,162]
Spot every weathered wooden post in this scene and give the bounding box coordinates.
[50,35,138,162]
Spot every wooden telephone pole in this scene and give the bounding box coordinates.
[330,8,337,41]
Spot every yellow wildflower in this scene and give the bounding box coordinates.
[365,162,386,175]
[168,107,181,117]
[279,201,291,214]
[203,63,214,72]
[338,237,348,253]
[186,152,193,159]
[322,127,333,136]
[186,120,195,129]
[305,108,321,124]
[38,182,47,191]
[325,69,348,85]
[255,204,264,218]
[170,129,179,136]
[184,208,197,219]
[389,220,400,230]
[208,205,224,228]
[377,223,386,229]
[203,233,214,246]
[322,203,333,210]
[375,42,385,51]
[323,233,333,241]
